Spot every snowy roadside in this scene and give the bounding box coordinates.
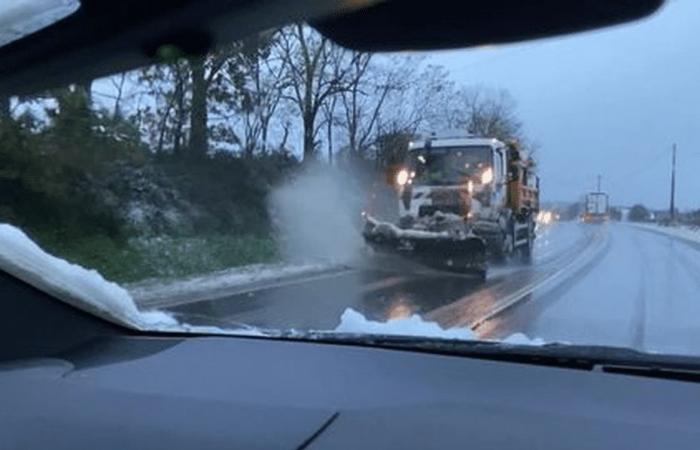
[629,222,700,247]
[127,261,352,309]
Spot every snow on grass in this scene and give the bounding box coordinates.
[334,308,546,345]
[0,223,177,330]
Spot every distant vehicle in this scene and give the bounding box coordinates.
[363,135,539,278]
[582,192,610,223]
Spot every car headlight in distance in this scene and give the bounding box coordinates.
[396,169,409,186]
[481,167,494,184]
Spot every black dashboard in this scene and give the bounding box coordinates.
[2,330,700,449]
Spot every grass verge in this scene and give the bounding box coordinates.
[33,230,279,284]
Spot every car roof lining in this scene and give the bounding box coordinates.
[0,0,664,96]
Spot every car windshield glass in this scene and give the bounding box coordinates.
[2,0,700,360]
[411,146,491,185]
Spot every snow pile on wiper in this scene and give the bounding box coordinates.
[335,308,546,345]
[335,308,476,340]
[0,224,178,330]
[501,333,545,346]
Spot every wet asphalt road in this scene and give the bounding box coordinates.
[161,223,700,354]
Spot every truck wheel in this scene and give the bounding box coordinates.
[519,221,534,264]
[492,227,515,263]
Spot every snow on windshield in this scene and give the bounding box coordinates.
[0,224,176,330]
[0,0,80,47]
[334,308,546,346]
[335,308,476,340]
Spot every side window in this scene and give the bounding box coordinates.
[495,149,504,181]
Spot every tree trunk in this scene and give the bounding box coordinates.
[156,106,170,155]
[189,57,208,159]
[0,96,10,123]
[173,75,185,157]
[80,79,93,106]
[261,123,268,155]
[327,117,333,165]
[303,112,315,161]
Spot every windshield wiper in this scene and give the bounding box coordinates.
[290,332,700,382]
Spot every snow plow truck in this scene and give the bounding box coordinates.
[363,135,539,278]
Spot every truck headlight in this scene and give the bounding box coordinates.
[396,169,409,186]
[481,167,494,184]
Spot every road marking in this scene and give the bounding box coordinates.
[470,230,608,329]
[361,275,411,293]
[427,226,608,330]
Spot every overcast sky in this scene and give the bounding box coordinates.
[426,0,699,210]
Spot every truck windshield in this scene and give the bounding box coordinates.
[410,146,492,186]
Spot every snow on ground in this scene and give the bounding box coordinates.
[630,222,700,245]
[128,261,346,305]
[334,308,546,345]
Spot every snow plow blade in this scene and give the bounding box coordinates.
[363,218,487,275]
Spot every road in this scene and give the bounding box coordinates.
[147,222,700,355]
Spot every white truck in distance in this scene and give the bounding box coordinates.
[582,192,610,223]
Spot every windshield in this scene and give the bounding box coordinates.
[2,1,700,359]
[410,146,492,186]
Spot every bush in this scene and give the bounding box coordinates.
[628,204,651,222]
[1,91,300,284]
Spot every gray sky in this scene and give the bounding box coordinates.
[427,0,700,210]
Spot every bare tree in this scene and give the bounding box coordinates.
[137,62,190,155]
[276,24,354,160]
[320,95,338,164]
[374,62,450,136]
[232,32,288,157]
[337,52,400,158]
[458,87,522,141]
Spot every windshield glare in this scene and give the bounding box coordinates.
[2,0,700,360]
[410,146,492,186]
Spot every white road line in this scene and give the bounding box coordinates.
[470,228,609,329]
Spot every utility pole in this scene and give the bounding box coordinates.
[670,143,677,222]
[596,174,602,192]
